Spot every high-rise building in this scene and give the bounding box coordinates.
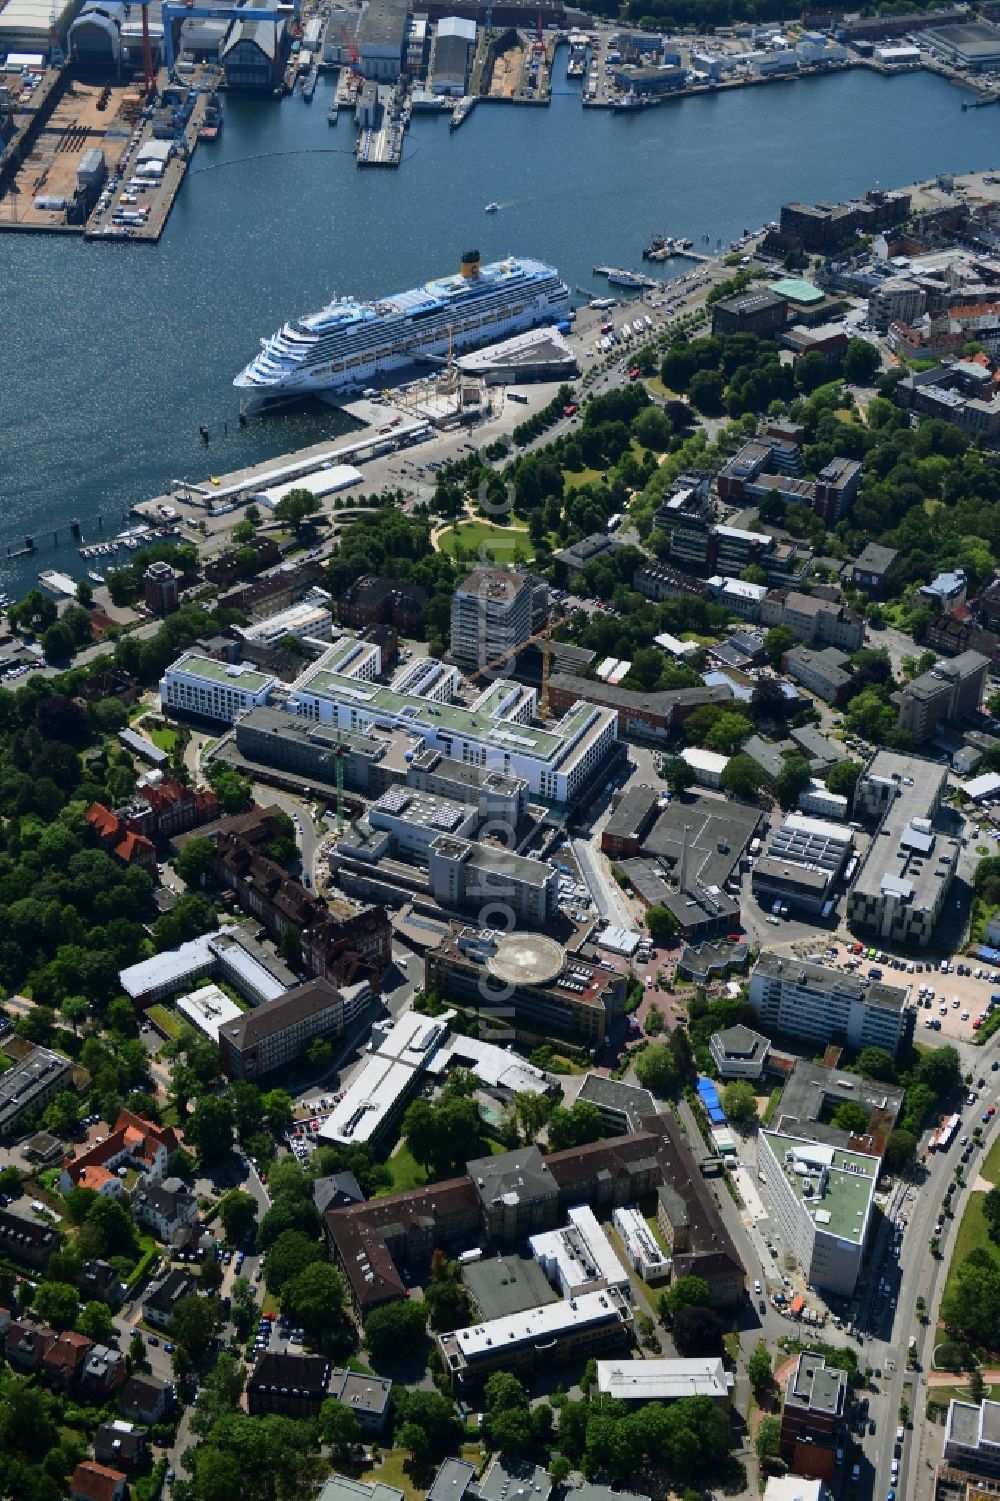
[450,568,534,670]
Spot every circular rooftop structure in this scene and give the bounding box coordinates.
[487,932,565,988]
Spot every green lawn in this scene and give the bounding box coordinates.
[562,465,606,491]
[0,1050,11,1075]
[379,1142,427,1195]
[361,1450,427,1501]
[943,1190,1000,1307]
[437,519,532,564]
[146,724,178,752]
[982,1136,1000,1183]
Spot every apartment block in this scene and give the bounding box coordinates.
[760,1132,877,1300]
[897,650,989,742]
[778,1351,849,1481]
[944,1398,1000,1474]
[782,645,855,706]
[450,568,534,670]
[748,951,911,1055]
[848,751,961,948]
[761,590,864,651]
[338,574,427,633]
[0,1044,74,1141]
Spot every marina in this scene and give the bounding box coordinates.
[3,66,1000,592]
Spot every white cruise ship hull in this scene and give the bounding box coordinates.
[234,255,570,397]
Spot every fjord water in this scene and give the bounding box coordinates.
[0,65,999,592]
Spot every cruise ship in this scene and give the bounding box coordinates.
[234,251,570,396]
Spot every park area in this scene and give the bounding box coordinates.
[435,519,532,564]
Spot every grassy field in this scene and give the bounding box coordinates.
[943,1190,1000,1307]
[362,1450,423,1501]
[0,1050,11,1075]
[379,1142,427,1195]
[982,1136,1000,1183]
[146,724,178,752]
[562,465,606,491]
[437,519,531,563]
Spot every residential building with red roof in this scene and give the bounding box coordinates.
[60,1109,179,1198]
[70,1459,128,1501]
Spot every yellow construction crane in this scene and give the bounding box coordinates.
[468,615,558,717]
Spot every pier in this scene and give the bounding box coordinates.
[0,64,212,245]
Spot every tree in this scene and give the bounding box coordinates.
[704,711,753,756]
[831,1100,869,1134]
[747,1340,771,1397]
[756,1415,781,1464]
[321,1398,363,1460]
[185,1094,234,1164]
[32,1280,79,1330]
[764,625,795,669]
[171,1293,221,1363]
[884,1128,917,1174]
[856,1047,897,1083]
[263,1230,324,1294]
[402,1095,486,1178]
[261,1089,294,1134]
[825,759,862,799]
[634,1043,677,1098]
[60,994,89,1037]
[662,757,696,795]
[645,904,679,944]
[916,1045,961,1097]
[218,1190,258,1245]
[984,1186,1000,1245]
[688,369,725,416]
[632,405,673,451]
[78,1300,115,1342]
[229,1081,263,1142]
[306,1036,333,1069]
[43,1090,83,1136]
[547,1100,604,1151]
[672,1304,724,1356]
[42,620,76,663]
[660,1276,710,1318]
[83,1195,137,1258]
[281,1261,348,1346]
[721,1080,757,1124]
[774,753,812,809]
[365,1299,428,1364]
[720,754,764,799]
[175,837,216,889]
[274,488,321,534]
[392,1388,461,1454]
[513,1090,553,1144]
[843,337,882,385]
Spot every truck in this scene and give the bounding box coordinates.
[509,391,528,404]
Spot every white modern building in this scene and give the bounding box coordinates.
[757,1130,878,1296]
[530,1205,630,1298]
[596,1357,732,1403]
[175,983,244,1041]
[680,746,729,789]
[161,631,618,804]
[748,952,912,1056]
[438,1286,633,1385]
[612,1205,670,1283]
[159,653,274,724]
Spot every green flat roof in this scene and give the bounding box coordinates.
[179,654,272,690]
[294,666,570,762]
[763,1131,876,1243]
[771,277,825,305]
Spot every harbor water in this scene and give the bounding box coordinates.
[2,65,1000,592]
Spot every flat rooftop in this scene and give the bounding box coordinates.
[753,951,908,1015]
[169,653,272,691]
[463,1254,557,1320]
[596,1357,731,1402]
[439,1286,630,1365]
[762,1130,878,1244]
